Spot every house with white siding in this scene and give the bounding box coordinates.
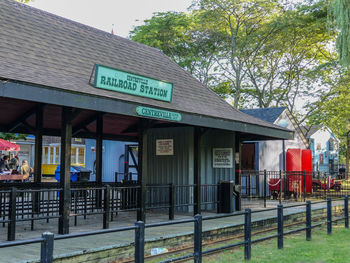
[240,107,308,171]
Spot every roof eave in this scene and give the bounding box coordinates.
[0,80,293,140]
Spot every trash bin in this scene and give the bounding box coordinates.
[55,165,79,182]
[217,181,235,213]
[71,166,91,182]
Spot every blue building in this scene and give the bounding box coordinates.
[85,139,138,182]
[304,126,339,174]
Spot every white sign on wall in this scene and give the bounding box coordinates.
[213,148,233,168]
[156,139,174,155]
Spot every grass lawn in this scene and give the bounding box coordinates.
[203,225,350,263]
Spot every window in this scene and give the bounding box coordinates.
[42,147,49,164]
[49,147,54,164]
[54,146,60,164]
[71,147,77,164]
[329,139,335,151]
[78,147,85,165]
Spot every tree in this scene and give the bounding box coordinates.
[130,11,221,86]
[306,67,350,172]
[192,0,285,108]
[244,1,333,114]
[329,0,350,66]
[0,133,27,141]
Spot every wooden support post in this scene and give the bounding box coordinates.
[95,113,103,209]
[235,135,242,211]
[33,104,43,213]
[137,120,147,222]
[194,127,201,215]
[58,107,72,235]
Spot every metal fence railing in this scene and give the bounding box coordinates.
[0,183,219,241]
[1,196,347,263]
[240,170,350,204]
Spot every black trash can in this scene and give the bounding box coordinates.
[71,166,91,182]
[217,181,235,213]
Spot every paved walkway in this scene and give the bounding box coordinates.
[0,199,342,263]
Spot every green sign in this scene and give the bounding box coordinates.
[136,106,182,121]
[94,64,173,102]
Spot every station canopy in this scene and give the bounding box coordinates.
[0,0,293,141]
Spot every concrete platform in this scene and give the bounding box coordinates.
[0,199,343,263]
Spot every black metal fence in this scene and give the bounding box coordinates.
[240,170,350,203]
[0,183,220,241]
[0,196,347,263]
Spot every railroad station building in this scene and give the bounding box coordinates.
[0,0,293,234]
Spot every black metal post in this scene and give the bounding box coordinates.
[277,204,283,249]
[95,113,103,209]
[327,198,332,235]
[135,221,145,263]
[303,170,306,202]
[194,127,201,215]
[194,214,202,263]
[103,185,110,229]
[40,232,54,263]
[244,208,251,260]
[8,187,16,241]
[306,201,311,241]
[264,170,267,208]
[345,196,349,229]
[59,107,72,235]
[169,183,175,220]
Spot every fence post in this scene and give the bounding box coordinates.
[103,185,111,229]
[327,198,332,235]
[264,170,267,208]
[345,196,349,229]
[169,183,175,220]
[40,232,54,263]
[303,171,306,202]
[244,208,251,260]
[279,170,282,204]
[8,187,17,241]
[306,201,311,241]
[135,221,145,263]
[194,214,202,263]
[277,204,283,249]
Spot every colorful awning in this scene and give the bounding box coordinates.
[0,139,20,151]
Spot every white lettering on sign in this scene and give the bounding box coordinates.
[213,148,233,168]
[156,139,174,156]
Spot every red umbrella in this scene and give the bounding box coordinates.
[0,139,20,151]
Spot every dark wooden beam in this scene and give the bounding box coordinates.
[70,109,82,121]
[33,104,43,213]
[95,113,104,208]
[7,105,45,132]
[34,106,43,177]
[2,81,294,140]
[58,107,72,235]
[95,113,103,185]
[194,127,201,215]
[72,113,104,136]
[235,133,242,211]
[137,119,149,222]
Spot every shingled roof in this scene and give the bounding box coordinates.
[0,0,291,138]
[240,107,286,123]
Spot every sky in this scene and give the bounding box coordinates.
[28,0,193,38]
